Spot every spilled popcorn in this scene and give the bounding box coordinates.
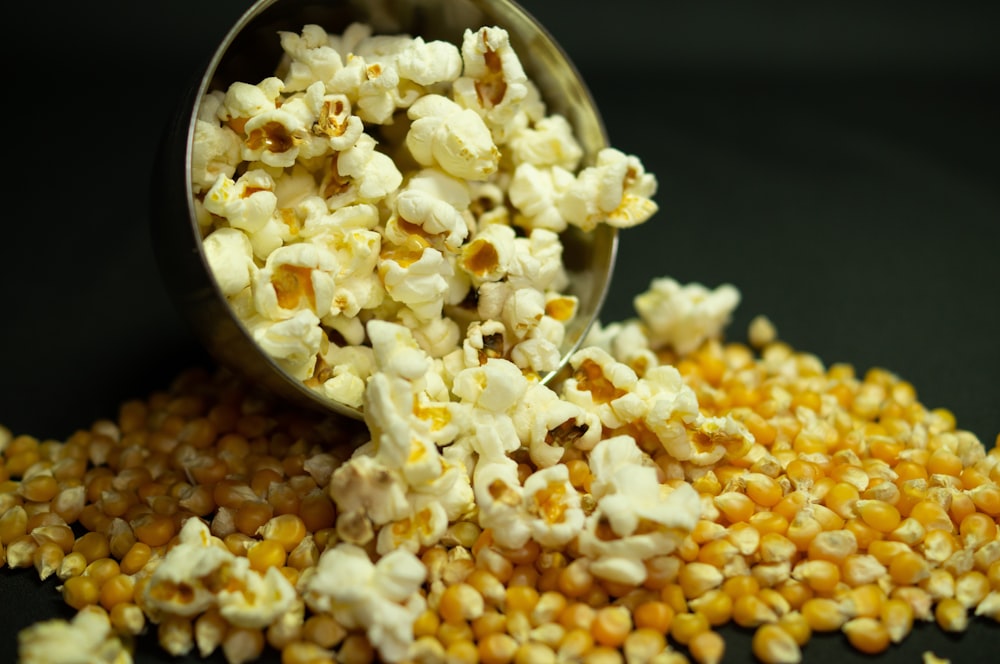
[192,22,658,410]
[6,269,1000,664]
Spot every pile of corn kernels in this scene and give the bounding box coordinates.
[3,276,1000,663]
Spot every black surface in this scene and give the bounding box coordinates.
[2,1,999,662]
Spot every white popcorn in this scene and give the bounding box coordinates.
[142,518,232,618]
[278,25,345,91]
[377,499,449,554]
[395,36,463,86]
[507,229,569,293]
[379,244,453,322]
[329,453,412,527]
[190,21,660,416]
[190,119,240,194]
[473,459,531,549]
[406,94,500,181]
[218,77,284,125]
[302,83,365,151]
[634,277,741,356]
[460,223,517,284]
[508,162,575,232]
[202,170,278,234]
[217,559,298,629]
[558,147,659,231]
[513,382,601,467]
[302,544,427,663]
[18,609,132,664]
[329,132,403,205]
[452,358,529,414]
[386,168,472,251]
[562,347,641,429]
[202,228,255,297]
[577,437,701,584]
[521,464,586,547]
[508,113,583,168]
[253,243,338,320]
[240,107,310,168]
[250,309,323,380]
[139,517,295,630]
[453,26,529,143]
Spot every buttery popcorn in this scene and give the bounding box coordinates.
[191,22,659,412]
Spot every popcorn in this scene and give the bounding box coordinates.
[406,94,500,181]
[453,26,529,143]
[559,148,659,231]
[201,228,255,297]
[18,608,132,664]
[191,22,659,414]
[634,277,741,355]
[301,543,427,663]
[253,243,338,320]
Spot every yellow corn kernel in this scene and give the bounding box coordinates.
[732,595,778,629]
[98,573,135,611]
[32,541,64,581]
[72,531,110,563]
[839,583,885,619]
[775,611,811,647]
[440,583,485,624]
[247,538,286,572]
[806,529,857,565]
[678,562,724,600]
[935,597,969,632]
[687,629,725,664]
[223,626,266,664]
[751,623,802,664]
[955,570,990,609]
[879,597,914,644]
[258,513,307,552]
[800,597,846,632]
[842,616,891,655]
[590,605,632,648]
[714,491,755,523]
[63,574,101,610]
[888,549,931,586]
[18,474,59,503]
[110,602,146,636]
[855,499,902,533]
[131,512,177,548]
[791,559,840,594]
[688,589,733,627]
[479,633,518,664]
[557,628,594,661]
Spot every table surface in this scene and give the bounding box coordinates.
[2,1,999,662]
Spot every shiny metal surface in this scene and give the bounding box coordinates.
[150,0,617,419]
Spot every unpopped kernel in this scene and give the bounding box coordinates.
[6,271,1000,664]
[190,23,659,408]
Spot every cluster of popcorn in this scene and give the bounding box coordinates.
[6,270,1000,663]
[192,22,658,409]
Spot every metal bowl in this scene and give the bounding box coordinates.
[150,0,617,419]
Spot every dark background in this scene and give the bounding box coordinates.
[1,0,998,662]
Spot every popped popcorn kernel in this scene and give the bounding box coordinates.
[190,22,659,416]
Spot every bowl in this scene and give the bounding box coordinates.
[150,0,617,419]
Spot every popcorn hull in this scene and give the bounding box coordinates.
[150,0,618,419]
